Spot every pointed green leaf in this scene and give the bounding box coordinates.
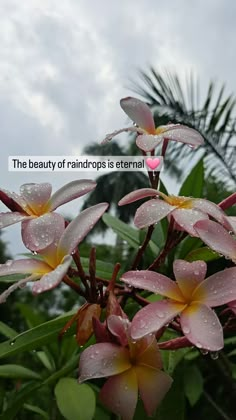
[23,404,49,419]
[0,322,18,339]
[103,213,140,248]
[184,365,203,406]
[185,247,221,262]
[0,364,41,380]
[0,310,77,360]
[179,158,204,198]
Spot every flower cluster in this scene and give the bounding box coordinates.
[1,97,236,420]
[0,180,108,300]
[79,314,172,420]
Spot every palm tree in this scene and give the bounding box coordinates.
[131,69,236,190]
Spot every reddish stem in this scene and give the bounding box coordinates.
[63,275,86,297]
[218,192,236,211]
[159,336,192,350]
[131,225,155,269]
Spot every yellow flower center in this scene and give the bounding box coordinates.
[158,191,194,209]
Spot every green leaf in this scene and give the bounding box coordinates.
[179,158,204,198]
[1,355,79,419]
[0,364,41,380]
[185,247,221,262]
[159,330,191,375]
[80,257,114,280]
[36,351,55,372]
[0,322,18,339]
[151,222,166,250]
[156,366,185,420]
[0,310,77,360]
[184,365,203,406]
[55,378,96,420]
[103,213,140,248]
[161,348,190,375]
[174,237,202,260]
[16,303,45,328]
[0,273,28,283]
[23,404,49,419]
[228,349,236,357]
[146,294,163,303]
[0,382,40,420]
[139,229,160,258]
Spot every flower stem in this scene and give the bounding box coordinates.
[63,274,86,297]
[131,225,155,269]
[218,192,236,210]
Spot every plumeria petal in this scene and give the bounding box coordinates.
[47,180,96,211]
[107,315,129,347]
[228,216,236,234]
[20,183,52,214]
[136,125,204,151]
[99,369,138,420]
[160,125,204,146]
[120,97,155,133]
[173,260,207,299]
[136,336,162,370]
[0,212,31,229]
[172,208,209,236]
[180,303,223,351]
[136,133,163,151]
[79,343,131,382]
[118,188,159,206]
[0,276,36,303]
[0,188,27,211]
[136,366,173,416]
[0,259,51,276]
[121,270,184,302]
[57,203,108,260]
[192,267,236,306]
[193,199,231,227]
[131,300,185,340]
[32,255,72,294]
[194,220,236,262]
[21,213,65,251]
[136,133,167,151]
[101,126,141,144]
[134,199,174,228]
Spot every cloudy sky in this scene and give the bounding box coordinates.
[0,0,235,256]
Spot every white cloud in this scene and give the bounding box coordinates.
[0,0,235,255]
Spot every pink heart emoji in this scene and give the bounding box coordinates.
[146,157,161,170]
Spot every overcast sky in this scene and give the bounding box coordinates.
[0,0,236,256]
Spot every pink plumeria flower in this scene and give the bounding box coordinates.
[0,180,96,250]
[79,315,172,420]
[194,219,236,263]
[0,203,108,302]
[102,96,204,151]
[121,260,236,351]
[119,188,230,237]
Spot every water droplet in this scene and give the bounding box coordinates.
[139,319,146,328]
[210,351,219,360]
[183,326,190,334]
[196,342,202,349]
[200,349,208,356]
